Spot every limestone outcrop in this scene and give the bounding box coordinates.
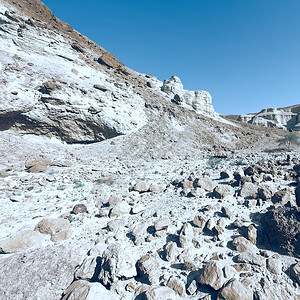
[238,105,300,131]
[161,75,218,118]
[0,2,150,143]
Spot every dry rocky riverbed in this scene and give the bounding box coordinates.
[0,131,300,300]
[0,1,300,299]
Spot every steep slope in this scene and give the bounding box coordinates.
[0,0,220,144]
[0,0,149,142]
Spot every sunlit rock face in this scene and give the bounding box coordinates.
[0,1,149,143]
[238,105,300,131]
[161,76,218,118]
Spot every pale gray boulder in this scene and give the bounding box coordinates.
[217,279,253,300]
[0,245,82,300]
[0,230,47,254]
[197,261,226,290]
[98,243,137,287]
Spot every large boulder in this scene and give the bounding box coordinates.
[217,279,253,300]
[239,182,258,199]
[145,286,176,300]
[0,245,81,300]
[136,253,161,285]
[213,185,234,199]
[290,261,300,284]
[0,230,47,254]
[62,280,119,300]
[197,261,226,290]
[98,243,137,287]
[261,207,300,257]
[35,218,70,235]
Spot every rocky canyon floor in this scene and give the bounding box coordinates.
[0,127,300,300]
[1,0,300,299]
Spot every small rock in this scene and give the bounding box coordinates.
[232,237,257,253]
[222,207,234,219]
[132,222,149,245]
[88,243,107,257]
[220,170,231,179]
[0,230,46,253]
[62,280,119,300]
[98,243,137,286]
[233,263,251,272]
[223,266,237,279]
[187,280,197,295]
[246,224,257,245]
[131,181,150,193]
[72,204,88,214]
[0,169,9,178]
[245,199,257,208]
[183,256,194,270]
[93,84,108,91]
[193,213,208,230]
[236,252,265,267]
[206,218,216,232]
[167,276,186,297]
[75,256,98,280]
[181,180,194,189]
[154,218,170,231]
[244,166,256,176]
[109,201,131,217]
[290,261,300,284]
[25,159,51,173]
[131,202,147,214]
[271,189,292,206]
[149,185,164,192]
[193,177,213,191]
[107,196,121,207]
[257,186,272,201]
[179,222,194,248]
[266,257,282,275]
[107,218,126,232]
[164,241,178,262]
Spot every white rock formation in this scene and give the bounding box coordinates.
[161,75,218,118]
[238,105,300,131]
[0,1,148,142]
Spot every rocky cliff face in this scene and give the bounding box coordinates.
[161,75,218,118]
[0,0,220,143]
[0,0,149,143]
[238,105,300,131]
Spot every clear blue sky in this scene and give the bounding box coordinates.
[42,0,300,115]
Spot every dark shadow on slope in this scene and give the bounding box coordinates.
[0,116,16,131]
